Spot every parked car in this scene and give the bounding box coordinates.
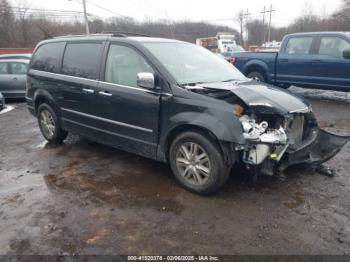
[231,32,350,90]
[0,92,5,110]
[217,46,246,63]
[26,34,349,194]
[0,54,31,60]
[0,59,29,99]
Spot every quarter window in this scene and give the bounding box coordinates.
[105,45,154,87]
[319,37,350,59]
[62,43,103,80]
[10,62,28,75]
[0,62,8,75]
[31,42,65,73]
[285,37,313,55]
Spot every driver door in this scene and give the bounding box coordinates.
[96,43,161,157]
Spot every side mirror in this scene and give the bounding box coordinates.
[343,49,350,59]
[137,72,155,89]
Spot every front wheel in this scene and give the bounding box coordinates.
[169,131,230,195]
[37,103,68,144]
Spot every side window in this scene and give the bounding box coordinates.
[10,62,28,75]
[31,42,65,73]
[0,62,8,75]
[105,45,154,87]
[62,43,103,80]
[285,37,313,55]
[319,37,350,59]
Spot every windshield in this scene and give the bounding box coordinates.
[143,42,247,85]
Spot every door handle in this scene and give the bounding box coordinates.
[98,91,112,97]
[82,88,94,94]
[279,58,288,63]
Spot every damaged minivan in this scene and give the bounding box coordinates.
[26,33,349,194]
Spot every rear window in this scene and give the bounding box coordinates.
[31,42,65,73]
[285,37,313,55]
[10,62,28,75]
[62,43,103,80]
[0,62,8,74]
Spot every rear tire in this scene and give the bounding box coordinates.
[169,131,230,195]
[37,103,68,144]
[247,71,266,82]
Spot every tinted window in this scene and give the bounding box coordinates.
[10,62,28,74]
[31,42,65,73]
[62,43,103,79]
[319,37,350,59]
[105,45,154,87]
[0,62,8,75]
[285,37,313,55]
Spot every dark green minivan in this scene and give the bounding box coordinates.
[26,33,349,194]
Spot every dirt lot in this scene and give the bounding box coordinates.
[0,97,349,255]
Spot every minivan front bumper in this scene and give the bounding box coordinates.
[278,128,350,172]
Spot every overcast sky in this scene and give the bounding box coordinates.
[11,0,343,30]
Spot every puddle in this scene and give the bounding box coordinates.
[44,158,184,214]
[284,191,305,209]
[0,105,15,115]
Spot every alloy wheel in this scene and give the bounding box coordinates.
[176,142,211,186]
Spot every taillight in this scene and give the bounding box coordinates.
[229,56,235,64]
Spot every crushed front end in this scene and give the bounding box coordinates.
[184,81,350,177]
[238,106,350,176]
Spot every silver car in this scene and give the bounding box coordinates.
[0,59,29,99]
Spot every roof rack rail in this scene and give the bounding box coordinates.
[53,31,150,39]
[53,33,110,39]
[101,31,150,37]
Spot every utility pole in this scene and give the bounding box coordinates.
[68,0,90,34]
[243,9,251,46]
[82,0,90,34]
[266,5,275,43]
[261,6,267,45]
[238,10,244,47]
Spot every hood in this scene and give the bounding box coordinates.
[197,80,310,114]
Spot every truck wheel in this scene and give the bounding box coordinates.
[37,103,68,144]
[169,131,230,195]
[247,72,266,82]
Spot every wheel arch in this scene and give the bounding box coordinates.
[33,89,59,115]
[243,61,269,82]
[162,124,238,167]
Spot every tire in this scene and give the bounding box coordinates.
[37,103,68,144]
[247,71,266,82]
[169,131,230,195]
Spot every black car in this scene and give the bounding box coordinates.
[26,33,349,194]
[0,92,5,110]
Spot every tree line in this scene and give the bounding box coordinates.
[0,0,349,48]
[247,0,350,45]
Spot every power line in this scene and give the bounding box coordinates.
[0,5,85,14]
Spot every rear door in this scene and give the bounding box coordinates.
[95,43,161,157]
[0,62,13,97]
[58,41,105,136]
[276,36,318,87]
[8,62,28,97]
[311,35,350,90]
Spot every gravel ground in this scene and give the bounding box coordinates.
[0,96,349,255]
